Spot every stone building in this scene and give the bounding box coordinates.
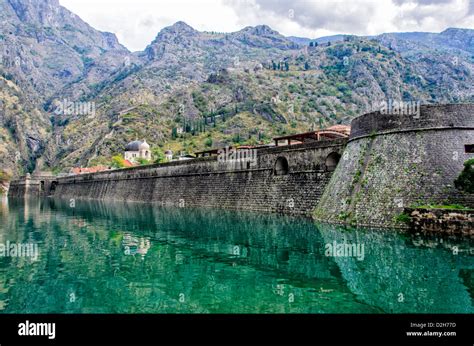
[124,140,151,163]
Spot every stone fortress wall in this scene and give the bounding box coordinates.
[8,172,54,198]
[8,104,474,228]
[12,139,345,216]
[314,104,474,228]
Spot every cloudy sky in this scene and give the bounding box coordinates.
[59,0,474,51]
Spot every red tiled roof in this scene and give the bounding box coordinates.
[325,125,351,136]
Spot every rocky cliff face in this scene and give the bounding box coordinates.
[1,0,130,100]
[0,0,131,175]
[0,0,473,177]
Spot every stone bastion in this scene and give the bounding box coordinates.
[314,103,474,228]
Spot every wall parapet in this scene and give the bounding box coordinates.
[349,104,474,140]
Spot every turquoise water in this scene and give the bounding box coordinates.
[0,197,472,313]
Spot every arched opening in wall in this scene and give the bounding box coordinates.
[49,181,58,194]
[274,157,289,175]
[325,152,341,172]
[40,181,45,192]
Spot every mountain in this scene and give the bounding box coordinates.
[1,0,131,100]
[288,35,346,46]
[0,0,473,177]
[0,0,133,175]
[39,21,304,167]
[376,28,474,54]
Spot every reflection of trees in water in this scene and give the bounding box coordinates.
[316,223,474,313]
[1,198,470,313]
[42,198,342,280]
[122,233,150,257]
[0,198,376,313]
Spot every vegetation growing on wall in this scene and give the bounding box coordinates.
[454,158,474,193]
[394,212,411,224]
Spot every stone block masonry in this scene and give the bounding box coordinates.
[8,173,53,198]
[314,104,474,228]
[405,208,474,236]
[8,104,474,228]
[21,139,346,216]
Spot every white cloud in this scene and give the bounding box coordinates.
[59,0,242,51]
[226,0,473,36]
[59,0,474,51]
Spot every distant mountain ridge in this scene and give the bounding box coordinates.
[287,34,346,45]
[289,27,474,54]
[0,0,473,176]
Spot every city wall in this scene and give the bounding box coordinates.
[14,140,346,216]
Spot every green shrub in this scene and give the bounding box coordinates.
[192,91,208,113]
[136,158,150,165]
[395,212,411,224]
[152,147,166,163]
[454,158,474,193]
[338,211,352,221]
[288,84,300,93]
[111,155,127,168]
[204,137,213,147]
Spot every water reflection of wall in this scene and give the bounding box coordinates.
[317,223,473,313]
[1,198,471,313]
[43,198,341,282]
[2,198,371,313]
[0,197,8,218]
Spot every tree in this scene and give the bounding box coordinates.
[454,158,474,193]
[277,62,281,70]
[314,42,318,47]
[204,137,213,148]
[272,60,277,70]
[304,61,310,70]
[171,127,177,139]
[309,42,314,47]
[111,155,127,168]
[327,41,331,46]
[136,158,150,165]
[319,117,324,129]
[284,61,289,71]
[152,147,166,163]
[233,132,241,144]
